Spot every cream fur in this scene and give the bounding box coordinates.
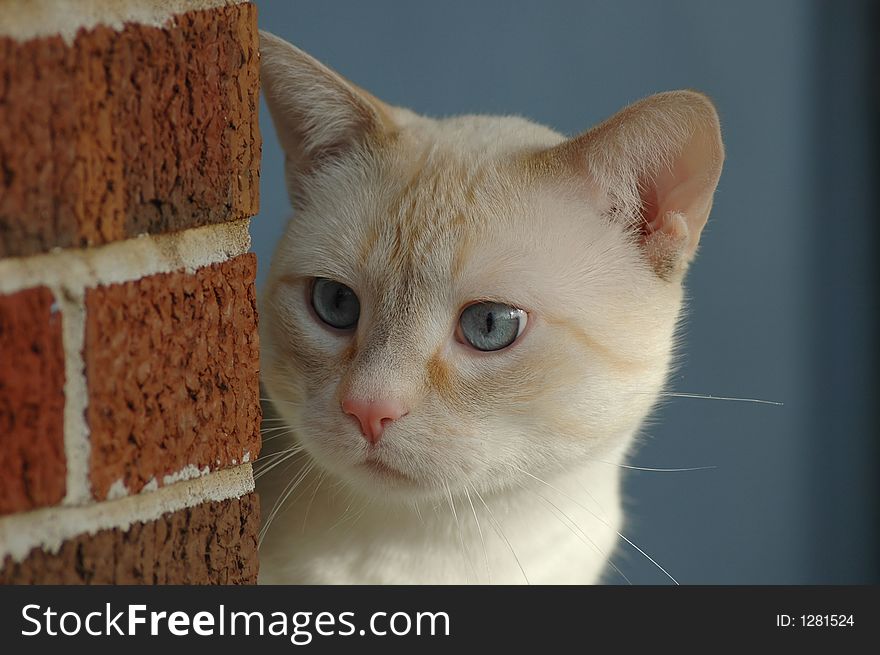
[257,32,723,584]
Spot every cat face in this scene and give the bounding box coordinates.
[259,33,723,502]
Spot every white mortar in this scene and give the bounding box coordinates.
[0,0,248,43]
[0,463,255,563]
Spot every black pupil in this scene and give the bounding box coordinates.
[332,286,348,310]
[460,302,521,351]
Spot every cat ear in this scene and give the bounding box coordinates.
[259,31,396,201]
[549,91,724,277]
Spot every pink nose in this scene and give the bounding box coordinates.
[341,397,408,444]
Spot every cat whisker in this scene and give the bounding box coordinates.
[515,479,601,554]
[412,499,424,524]
[327,476,349,501]
[259,461,316,546]
[444,482,474,584]
[573,477,609,520]
[253,451,292,475]
[260,396,304,407]
[464,486,491,584]
[656,391,783,406]
[260,424,297,434]
[258,427,298,441]
[328,491,362,532]
[254,447,305,481]
[508,463,679,585]
[302,470,327,534]
[595,461,717,473]
[565,486,630,585]
[259,430,298,442]
[344,502,371,536]
[254,443,303,460]
[260,428,294,438]
[473,488,530,585]
[515,479,631,585]
[259,433,297,445]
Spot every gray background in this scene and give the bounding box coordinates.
[251,0,878,583]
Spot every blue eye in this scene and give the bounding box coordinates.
[458,302,528,352]
[311,278,360,330]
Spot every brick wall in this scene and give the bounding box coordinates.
[0,0,262,584]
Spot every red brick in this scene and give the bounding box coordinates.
[85,254,261,500]
[0,287,66,515]
[0,3,261,257]
[0,492,260,584]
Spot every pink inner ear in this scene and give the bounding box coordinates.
[636,148,712,263]
[639,152,694,232]
[636,167,697,277]
[638,180,662,235]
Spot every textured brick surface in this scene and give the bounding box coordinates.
[85,254,261,500]
[0,2,260,257]
[0,493,260,584]
[0,287,66,515]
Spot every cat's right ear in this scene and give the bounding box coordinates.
[259,32,396,203]
[535,91,723,279]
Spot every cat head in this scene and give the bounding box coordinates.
[259,32,723,502]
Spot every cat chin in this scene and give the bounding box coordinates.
[300,442,485,504]
[336,470,448,504]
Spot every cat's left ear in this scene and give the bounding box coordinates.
[259,32,397,204]
[546,91,724,277]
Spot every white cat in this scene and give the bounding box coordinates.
[256,31,723,584]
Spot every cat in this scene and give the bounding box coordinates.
[256,31,723,584]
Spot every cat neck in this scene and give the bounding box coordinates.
[257,439,630,584]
